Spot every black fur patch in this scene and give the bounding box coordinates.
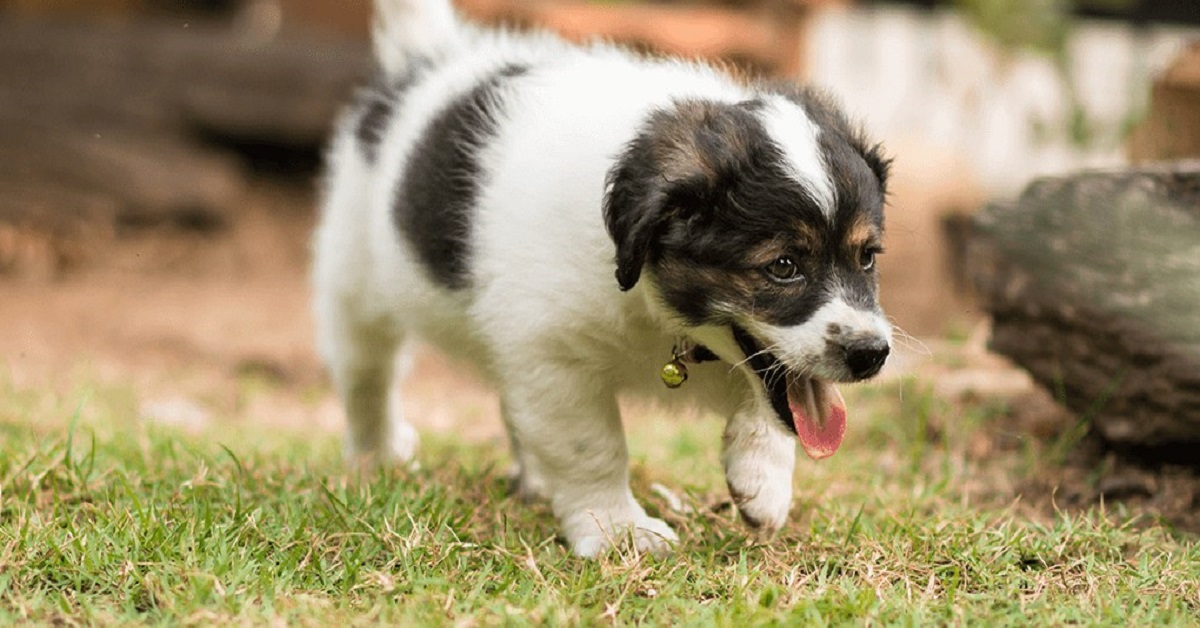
[394,64,530,290]
[605,99,793,293]
[731,324,796,435]
[691,345,720,363]
[354,61,428,164]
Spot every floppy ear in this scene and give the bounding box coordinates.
[603,141,672,292]
[603,102,750,291]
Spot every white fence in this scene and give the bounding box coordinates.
[807,6,1199,192]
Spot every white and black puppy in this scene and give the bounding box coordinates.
[314,0,892,557]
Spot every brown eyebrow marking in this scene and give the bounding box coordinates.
[744,223,823,267]
[794,220,822,246]
[845,215,881,250]
[745,241,791,267]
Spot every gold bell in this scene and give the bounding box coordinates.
[660,359,688,389]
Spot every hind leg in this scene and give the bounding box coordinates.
[323,312,417,465]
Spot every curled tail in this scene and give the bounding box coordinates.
[373,0,462,75]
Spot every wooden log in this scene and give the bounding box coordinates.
[971,163,1200,457]
[0,17,371,240]
[0,16,371,148]
[0,16,372,273]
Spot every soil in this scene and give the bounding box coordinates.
[0,181,507,442]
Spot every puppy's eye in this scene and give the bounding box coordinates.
[859,246,882,271]
[765,256,804,284]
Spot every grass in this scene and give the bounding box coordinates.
[1,373,1197,625]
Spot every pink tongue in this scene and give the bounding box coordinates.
[788,379,847,460]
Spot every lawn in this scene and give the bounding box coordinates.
[1,373,1197,625]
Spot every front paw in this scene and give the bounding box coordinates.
[561,508,679,558]
[726,469,792,534]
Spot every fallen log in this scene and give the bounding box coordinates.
[0,16,371,273]
[0,17,370,142]
[971,163,1200,459]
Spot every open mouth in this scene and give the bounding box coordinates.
[731,325,847,460]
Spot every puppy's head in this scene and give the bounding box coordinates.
[604,88,891,459]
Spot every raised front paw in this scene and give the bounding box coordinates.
[723,415,796,534]
[726,468,793,534]
[561,508,679,558]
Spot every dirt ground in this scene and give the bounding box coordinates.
[2,151,1196,533]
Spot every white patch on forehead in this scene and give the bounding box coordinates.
[757,96,836,219]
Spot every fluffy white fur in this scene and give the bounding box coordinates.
[758,96,838,217]
[313,0,890,557]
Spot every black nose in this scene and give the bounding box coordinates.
[845,340,890,380]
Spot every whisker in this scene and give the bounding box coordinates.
[887,318,932,357]
[727,341,785,373]
[761,361,790,389]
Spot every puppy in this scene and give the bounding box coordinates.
[313,0,892,557]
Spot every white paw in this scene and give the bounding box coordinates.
[727,472,792,534]
[722,416,796,534]
[563,509,679,558]
[385,420,419,464]
[344,421,420,468]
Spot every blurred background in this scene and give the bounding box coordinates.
[0,0,1197,450]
